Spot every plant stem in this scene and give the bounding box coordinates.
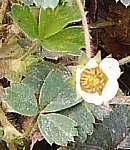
[0,0,8,24]
[24,116,38,139]
[76,0,92,59]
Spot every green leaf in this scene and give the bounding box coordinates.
[92,105,111,121]
[39,1,82,38]
[5,83,37,116]
[23,62,53,94]
[41,27,84,56]
[40,70,82,111]
[54,105,130,150]
[62,125,112,150]
[43,95,82,113]
[11,4,38,39]
[39,70,64,109]
[38,113,78,146]
[85,105,130,149]
[14,137,25,148]
[23,61,71,111]
[103,105,130,145]
[84,124,112,150]
[34,0,59,9]
[62,103,95,142]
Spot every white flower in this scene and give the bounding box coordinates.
[76,57,121,105]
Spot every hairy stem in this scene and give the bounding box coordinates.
[76,0,92,59]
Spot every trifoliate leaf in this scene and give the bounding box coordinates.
[41,27,84,56]
[5,61,69,116]
[57,105,130,149]
[38,113,78,146]
[39,1,81,38]
[62,103,95,142]
[5,83,37,116]
[85,105,130,149]
[11,4,38,39]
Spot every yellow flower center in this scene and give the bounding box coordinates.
[80,67,108,93]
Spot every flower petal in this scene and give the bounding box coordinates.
[79,90,104,105]
[99,58,121,79]
[76,67,81,90]
[102,79,119,102]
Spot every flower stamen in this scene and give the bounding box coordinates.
[80,67,108,93]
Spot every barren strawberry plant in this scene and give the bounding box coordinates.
[0,0,130,150]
